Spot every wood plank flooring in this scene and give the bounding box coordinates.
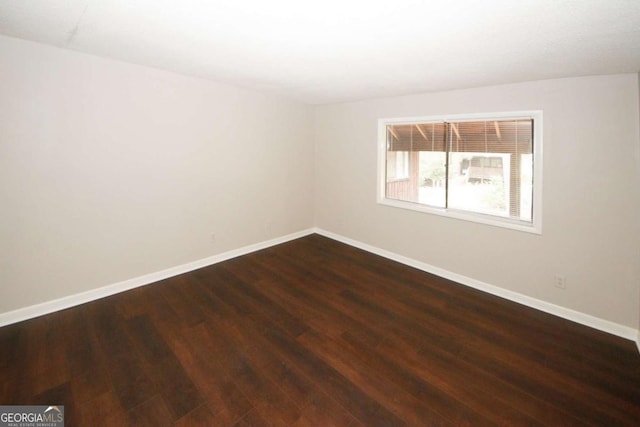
[1,234,639,426]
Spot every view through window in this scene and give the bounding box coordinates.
[379,113,541,232]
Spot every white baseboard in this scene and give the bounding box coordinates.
[0,228,315,328]
[314,228,639,342]
[2,227,638,346]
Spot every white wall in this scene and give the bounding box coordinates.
[314,74,640,329]
[637,72,640,348]
[0,35,314,314]
[2,34,639,336]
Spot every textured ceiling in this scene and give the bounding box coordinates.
[1,0,639,104]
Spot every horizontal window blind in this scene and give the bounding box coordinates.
[384,117,535,223]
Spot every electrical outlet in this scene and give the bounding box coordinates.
[210,233,216,242]
[554,275,567,290]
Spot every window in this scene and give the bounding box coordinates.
[377,111,542,233]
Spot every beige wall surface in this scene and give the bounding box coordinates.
[0,35,314,313]
[314,74,640,329]
[1,34,639,333]
[637,72,640,344]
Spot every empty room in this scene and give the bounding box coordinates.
[1,1,640,425]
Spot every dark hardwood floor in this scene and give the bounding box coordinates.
[1,234,639,426]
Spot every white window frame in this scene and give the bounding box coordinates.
[377,111,543,234]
